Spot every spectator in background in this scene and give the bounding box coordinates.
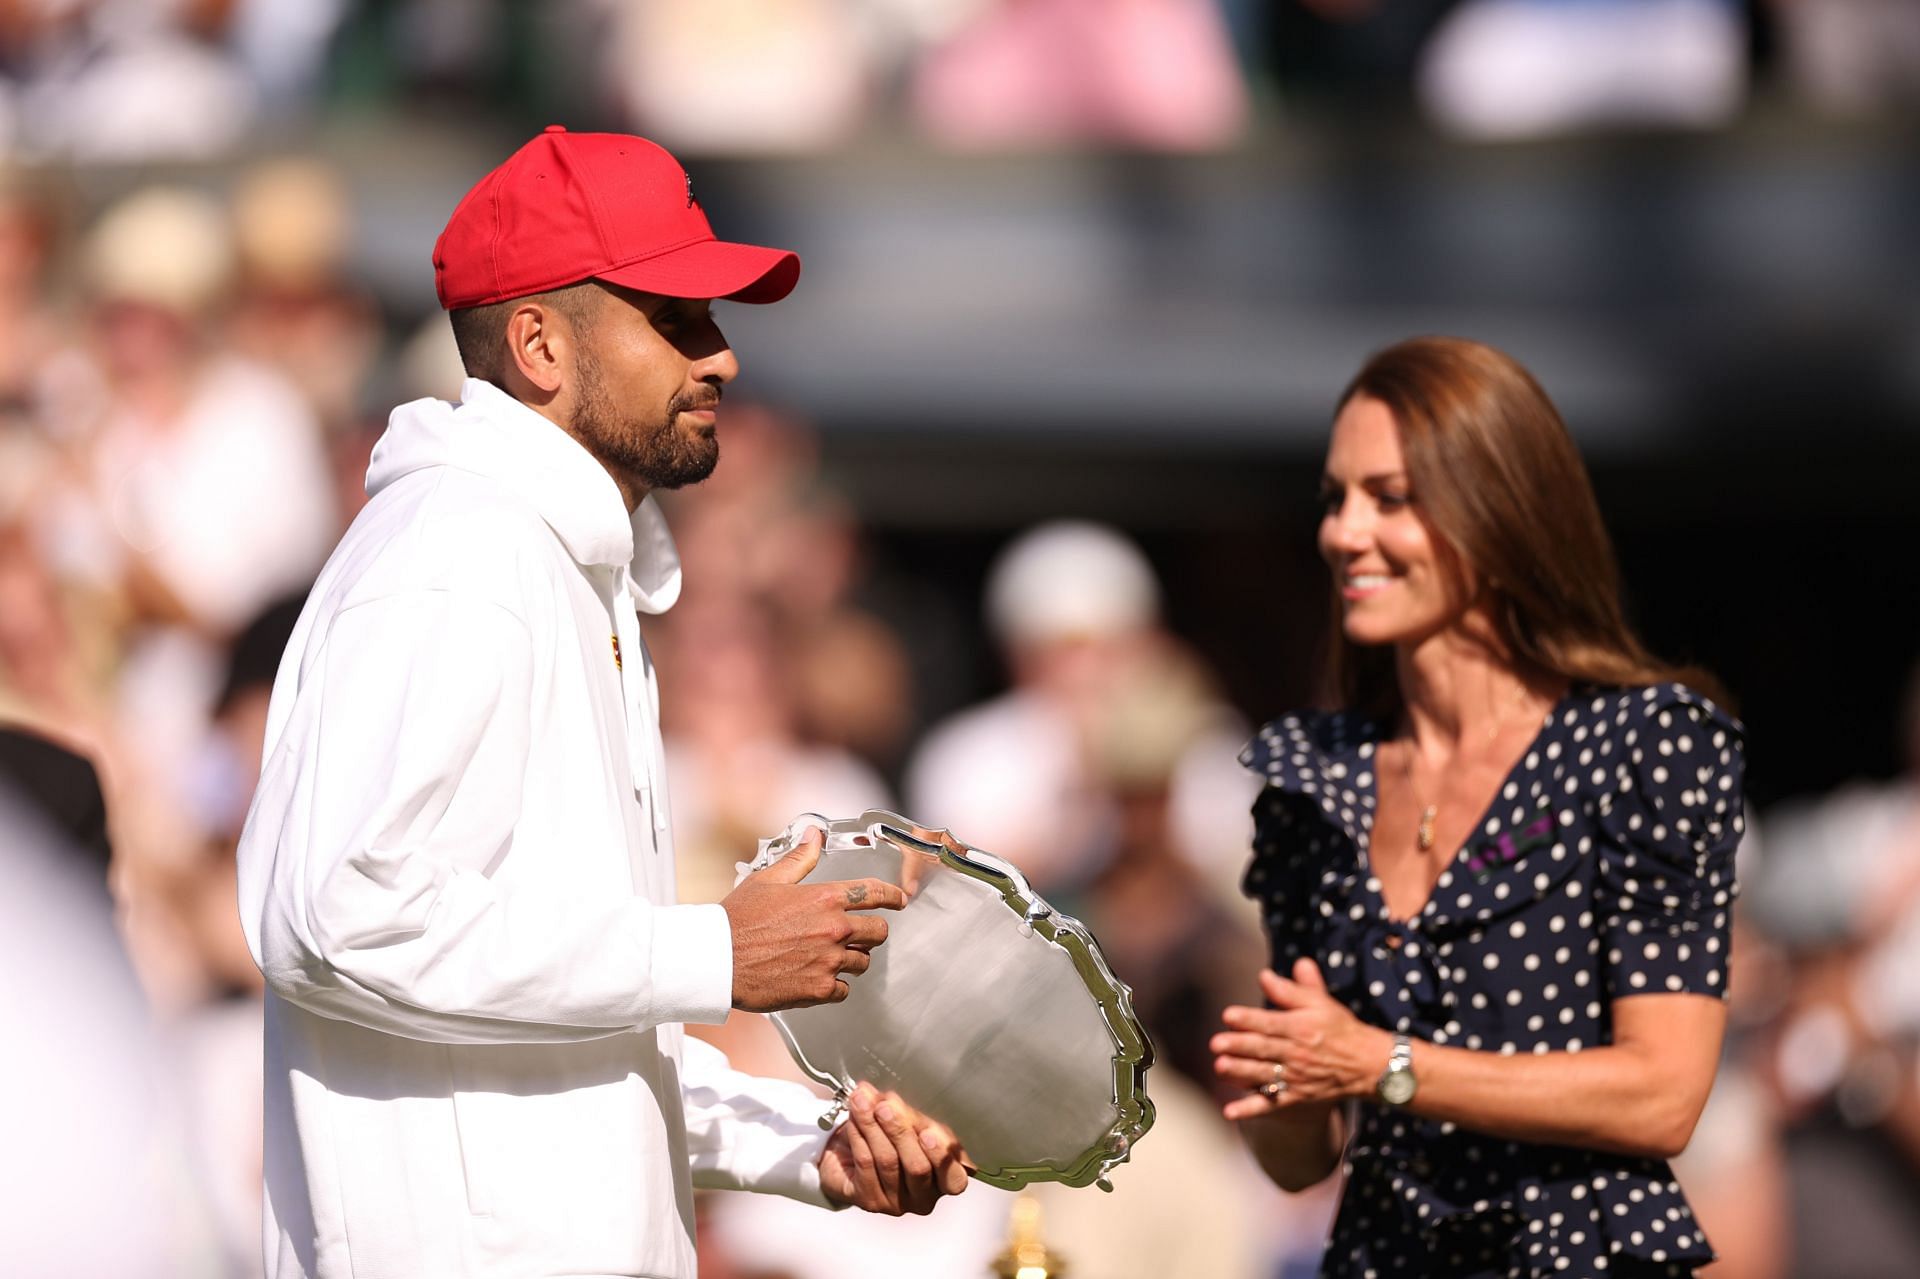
[640,400,941,1188]
[600,0,874,152]
[1417,0,1747,138]
[787,578,919,777]
[658,591,892,907]
[0,510,118,751]
[0,173,112,750]
[908,520,1249,896]
[1666,812,1793,1279]
[913,0,1249,150]
[683,502,1292,1275]
[1765,0,1920,118]
[1075,642,1267,1094]
[227,156,381,439]
[176,593,308,1000]
[37,185,335,1014]
[906,514,1282,1129]
[908,521,1148,890]
[0,0,254,161]
[0,169,70,415]
[227,0,351,118]
[654,399,922,790]
[166,593,308,1279]
[225,155,389,543]
[1743,660,1920,1278]
[73,185,335,640]
[0,722,113,878]
[0,749,206,1276]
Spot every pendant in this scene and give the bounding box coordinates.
[1416,805,1438,852]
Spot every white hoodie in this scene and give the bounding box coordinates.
[237,379,835,1279]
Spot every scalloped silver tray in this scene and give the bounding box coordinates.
[745,810,1155,1190]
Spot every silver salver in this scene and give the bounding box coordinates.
[743,810,1155,1191]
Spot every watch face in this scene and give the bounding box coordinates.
[1379,1068,1417,1106]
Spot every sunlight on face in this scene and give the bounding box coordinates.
[1317,394,1466,649]
[570,286,740,493]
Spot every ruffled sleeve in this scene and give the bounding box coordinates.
[1242,785,1323,977]
[1239,713,1366,979]
[1593,684,1746,1001]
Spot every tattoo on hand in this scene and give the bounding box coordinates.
[846,884,868,906]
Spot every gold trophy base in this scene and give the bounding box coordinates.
[989,1192,1068,1279]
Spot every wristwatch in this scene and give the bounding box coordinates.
[1375,1033,1417,1106]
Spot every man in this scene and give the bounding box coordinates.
[236,128,966,1279]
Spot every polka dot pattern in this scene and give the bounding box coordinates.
[1239,683,1745,1279]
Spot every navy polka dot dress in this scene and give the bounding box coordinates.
[1241,683,1745,1279]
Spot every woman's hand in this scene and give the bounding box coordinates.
[1212,958,1394,1121]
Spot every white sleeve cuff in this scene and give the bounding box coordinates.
[642,902,733,1026]
[745,1080,841,1209]
[681,1035,845,1205]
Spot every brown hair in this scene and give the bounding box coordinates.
[1322,336,1722,718]
[447,280,600,385]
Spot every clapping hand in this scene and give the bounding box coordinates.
[1212,958,1393,1120]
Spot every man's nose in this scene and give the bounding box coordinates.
[695,343,740,386]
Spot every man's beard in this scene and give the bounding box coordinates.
[571,343,720,492]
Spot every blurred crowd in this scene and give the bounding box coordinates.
[0,155,392,1274]
[1,3,1919,1277]
[2,0,1920,164]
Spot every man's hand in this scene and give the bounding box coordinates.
[819,1082,970,1215]
[720,827,908,1012]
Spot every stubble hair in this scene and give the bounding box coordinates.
[569,309,720,493]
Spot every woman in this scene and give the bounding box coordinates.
[1213,337,1744,1278]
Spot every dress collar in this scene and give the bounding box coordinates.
[1240,708,1384,855]
[1242,699,1585,936]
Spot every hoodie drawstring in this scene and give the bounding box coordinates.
[611,574,671,848]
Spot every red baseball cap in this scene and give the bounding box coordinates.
[432,126,800,310]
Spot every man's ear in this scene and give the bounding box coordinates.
[503,301,568,396]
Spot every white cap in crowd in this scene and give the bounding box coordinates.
[984,520,1161,651]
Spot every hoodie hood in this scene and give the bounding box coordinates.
[367,378,682,613]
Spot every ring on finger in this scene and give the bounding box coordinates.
[1257,1061,1288,1098]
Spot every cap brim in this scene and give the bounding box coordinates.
[596,239,800,305]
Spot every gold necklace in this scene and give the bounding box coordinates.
[1416,803,1439,851]
[1401,749,1440,852]
[1400,683,1538,854]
